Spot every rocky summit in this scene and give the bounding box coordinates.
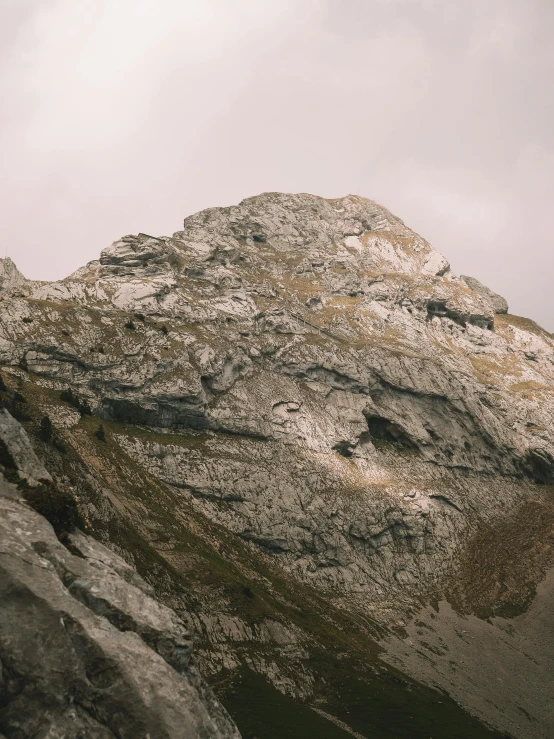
[0,192,553,739]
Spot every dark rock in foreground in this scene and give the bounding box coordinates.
[0,411,239,739]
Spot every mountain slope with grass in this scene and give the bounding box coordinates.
[1,192,553,738]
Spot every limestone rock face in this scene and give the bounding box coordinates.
[0,408,52,485]
[0,192,553,738]
[0,475,240,739]
[0,258,28,293]
[461,275,509,314]
[1,192,553,596]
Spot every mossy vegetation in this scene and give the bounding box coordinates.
[7,392,31,422]
[445,486,554,620]
[508,380,552,396]
[38,416,54,442]
[217,668,352,739]
[22,483,88,538]
[469,353,523,383]
[313,661,512,739]
[495,313,553,340]
[94,423,106,441]
[217,664,511,739]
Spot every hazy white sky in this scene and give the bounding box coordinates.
[2,0,553,328]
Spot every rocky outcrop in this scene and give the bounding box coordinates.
[461,274,509,314]
[0,192,553,738]
[0,407,52,485]
[0,412,239,739]
[0,258,28,293]
[0,481,240,739]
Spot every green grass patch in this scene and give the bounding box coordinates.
[316,661,511,739]
[217,667,352,739]
[217,663,511,739]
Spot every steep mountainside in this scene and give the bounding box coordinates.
[1,192,553,738]
[0,412,239,738]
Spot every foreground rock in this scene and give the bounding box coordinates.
[0,482,240,739]
[0,407,52,485]
[0,410,239,739]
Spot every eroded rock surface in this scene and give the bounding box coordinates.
[0,192,553,738]
[0,408,239,739]
[461,275,509,314]
[0,478,239,739]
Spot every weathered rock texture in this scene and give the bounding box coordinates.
[0,192,553,738]
[0,488,240,739]
[461,274,509,315]
[0,414,239,738]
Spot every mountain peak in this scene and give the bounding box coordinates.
[0,257,28,291]
[0,192,551,739]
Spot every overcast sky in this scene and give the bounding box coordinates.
[2,0,553,329]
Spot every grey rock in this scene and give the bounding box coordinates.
[0,258,28,293]
[1,193,553,598]
[0,408,52,485]
[461,274,509,314]
[0,477,240,739]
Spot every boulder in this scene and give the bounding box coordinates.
[0,477,240,739]
[461,274,509,314]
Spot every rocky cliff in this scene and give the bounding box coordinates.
[0,412,239,738]
[0,192,553,738]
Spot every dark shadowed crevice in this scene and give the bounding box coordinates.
[521,449,554,484]
[364,414,417,449]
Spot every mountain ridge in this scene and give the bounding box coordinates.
[0,192,553,738]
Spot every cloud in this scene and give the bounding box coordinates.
[1,0,552,329]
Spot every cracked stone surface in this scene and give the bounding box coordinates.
[1,192,551,600]
[0,476,240,739]
[0,192,553,738]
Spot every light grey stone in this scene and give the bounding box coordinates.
[0,477,240,739]
[461,274,509,314]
